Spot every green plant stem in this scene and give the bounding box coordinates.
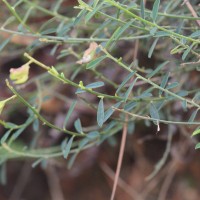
[23,53,167,103]
[101,47,200,110]
[1,142,94,159]
[114,107,200,126]
[105,0,200,44]
[129,5,200,20]
[6,80,84,137]
[0,28,151,44]
[2,0,34,33]
[21,0,71,21]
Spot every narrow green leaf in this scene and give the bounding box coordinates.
[195,142,200,149]
[52,0,63,13]
[85,2,103,23]
[149,103,159,120]
[136,92,152,99]
[63,136,74,159]
[63,101,77,129]
[10,126,25,141]
[182,43,195,60]
[97,98,104,127]
[75,88,85,94]
[155,31,170,37]
[116,71,136,94]
[147,61,169,78]
[4,122,17,129]
[159,73,169,96]
[151,0,160,22]
[74,118,83,133]
[104,101,122,122]
[87,131,99,139]
[124,78,137,101]
[40,28,57,35]
[67,153,78,169]
[32,158,43,168]
[1,130,12,144]
[148,38,159,58]
[73,9,86,26]
[140,0,145,19]
[176,90,188,97]
[190,30,200,38]
[91,19,111,37]
[86,55,107,69]
[0,38,10,52]
[79,137,90,149]
[106,20,134,49]
[193,127,200,136]
[32,119,39,132]
[85,81,104,89]
[149,27,157,35]
[166,82,179,90]
[188,109,199,122]
[124,101,138,111]
[106,26,121,49]
[93,0,100,7]
[181,100,187,111]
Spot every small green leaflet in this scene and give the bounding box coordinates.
[176,90,188,97]
[10,126,26,141]
[147,61,169,78]
[166,82,179,90]
[148,38,159,58]
[85,81,104,89]
[140,0,145,19]
[124,78,137,101]
[63,101,77,129]
[63,136,75,159]
[151,0,160,22]
[0,38,10,52]
[159,73,169,96]
[149,103,159,120]
[192,127,200,136]
[32,119,39,132]
[1,130,12,144]
[182,43,195,60]
[190,30,200,38]
[74,118,83,133]
[188,109,199,122]
[87,131,100,139]
[97,98,104,127]
[41,28,57,35]
[150,27,157,36]
[195,142,200,149]
[155,31,170,37]
[93,0,100,7]
[124,101,138,111]
[76,82,104,93]
[52,0,63,13]
[85,2,103,23]
[181,100,187,111]
[106,20,134,49]
[86,55,107,69]
[116,71,136,95]
[32,158,43,168]
[91,19,111,37]
[104,101,122,122]
[73,9,87,26]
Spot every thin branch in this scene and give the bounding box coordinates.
[110,115,128,200]
[182,0,200,27]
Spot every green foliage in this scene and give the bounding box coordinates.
[0,0,200,176]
